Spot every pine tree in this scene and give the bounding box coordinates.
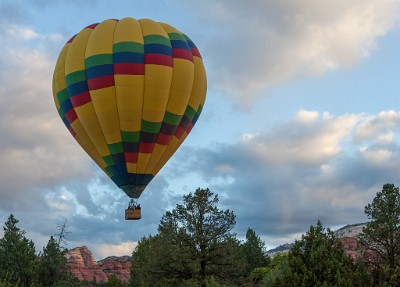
[358,183,400,285]
[0,214,37,286]
[241,228,268,273]
[36,235,69,286]
[131,188,245,287]
[277,220,370,287]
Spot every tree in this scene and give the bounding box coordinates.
[130,235,164,287]
[241,228,268,273]
[276,220,370,287]
[36,236,70,286]
[259,253,290,286]
[0,214,37,286]
[358,183,400,285]
[131,188,245,287]
[104,274,126,287]
[35,219,73,287]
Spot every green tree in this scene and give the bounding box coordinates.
[131,188,245,287]
[36,235,70,286]
[260,253,290,286]
[277,220,370,287]
[358,183,400,285]
[0,273,19,287]
[130,235,165,287]
[104,274,126,287]
[0,214,37,286]
[241,228,268,273]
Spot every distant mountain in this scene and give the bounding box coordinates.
[65,246,131,284]
[266,223,367,258]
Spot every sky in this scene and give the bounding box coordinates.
[1,0,400,260]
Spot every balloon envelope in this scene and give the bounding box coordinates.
[52,18,207,199]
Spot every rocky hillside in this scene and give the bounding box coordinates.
[266,223,367,258]
[66,246,131,284]
[65,223,367,283]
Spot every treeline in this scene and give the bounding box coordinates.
[1,184,400,286]
[0,215,125,287]
[130,185,400,286]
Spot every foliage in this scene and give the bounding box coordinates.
[131,188,246,287]
[241,228,268,273]
[0,273,19,287]
[274,220,370,287]
[259,253,290,286]
[0,214,37,286]
[104,274,126,287]
[358,183,400,285]
[36,235,70,286]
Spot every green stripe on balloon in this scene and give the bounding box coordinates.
[113,42,144,53]
[65,70,86,86]
[141,120,162,133]
[102,155,115,166]
[184,105,197,120]
[108,142,123,154]
[56,89,70,104]
[163,111,182,126]
[144,35,171,47]
[121,131,141,142]
[85,54,113,68]
[168,33,186,41]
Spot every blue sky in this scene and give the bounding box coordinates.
[1,0,400,259]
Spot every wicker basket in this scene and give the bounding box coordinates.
[125,208,141,220]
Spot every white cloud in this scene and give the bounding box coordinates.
[178,109,400,239]
[192,0,400,106]
[91,241,137,260]
[0,26,93,208]
[244,112,359,166]
[354,110,400,143]
[360,146,394,164]
[6,25,38,40]
[295,110,319,124]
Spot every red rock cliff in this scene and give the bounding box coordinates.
[66,246,131,284]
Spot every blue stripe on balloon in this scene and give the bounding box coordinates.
[113,52,144,64]
[144,44,172,56]
[86,64,114,80]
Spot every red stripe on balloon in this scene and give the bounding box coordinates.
[186,122,194,133]
[173,48,193,62]
[157,133,172,145]
[88,75,115,90]
[145,54,173,67]
[67,35,77,43]
[114,63,145,75]
[85,24,98,29]
[174,126,185,139]
[70,91,91,107]
[125,152,138,163]
[139,142,155,153]
[191,48,201,58]
[65,109,78,123]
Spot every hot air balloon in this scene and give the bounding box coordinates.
[52,18,207,220]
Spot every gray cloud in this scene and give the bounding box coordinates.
[172,111,400,246]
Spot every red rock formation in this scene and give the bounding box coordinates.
[66,246,131,284]
[99,256,131,282]
[340,236,359,260]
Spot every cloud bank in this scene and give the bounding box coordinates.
[189,0,400,106]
